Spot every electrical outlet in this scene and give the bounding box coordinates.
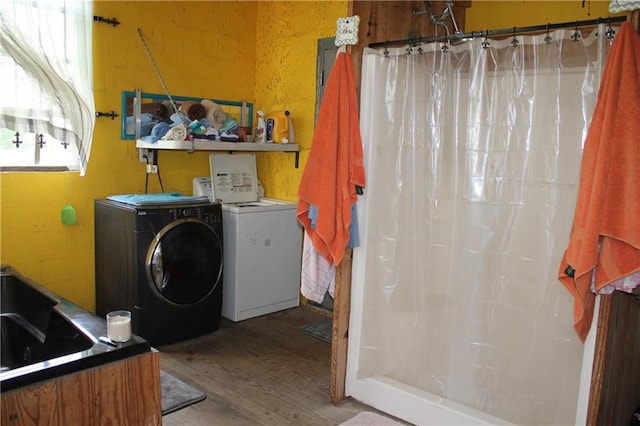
[139,148,156,163]
[146,164,158,174]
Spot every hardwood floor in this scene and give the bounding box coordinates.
[158,307,396,425]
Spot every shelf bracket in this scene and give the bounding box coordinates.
[290,151,299,168]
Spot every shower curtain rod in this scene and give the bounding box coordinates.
[369,15,627,48]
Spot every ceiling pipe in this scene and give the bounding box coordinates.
[413,1,461,38]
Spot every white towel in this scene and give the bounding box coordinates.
[300,231,335,303]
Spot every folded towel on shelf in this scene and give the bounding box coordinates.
[558,21,640,342]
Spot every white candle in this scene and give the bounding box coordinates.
[107,311,132,342]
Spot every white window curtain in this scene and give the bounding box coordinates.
[0,0,95,175]
[348,25,614,425]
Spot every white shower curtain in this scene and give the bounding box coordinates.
[348,25,614,425]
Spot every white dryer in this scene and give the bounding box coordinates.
[194,153,302,321]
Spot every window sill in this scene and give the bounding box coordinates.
[0,166,72,172]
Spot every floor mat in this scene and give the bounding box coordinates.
[299,317,332,343]
[161,370,206,415]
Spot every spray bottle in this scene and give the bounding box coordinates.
[255,111,267,143]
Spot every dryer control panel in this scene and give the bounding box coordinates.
[169,206,222,225]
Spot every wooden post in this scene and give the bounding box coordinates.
[330,247,353,404]
[629,10,639,32]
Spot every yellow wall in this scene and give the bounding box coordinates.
[466,0,619,29]
[0,0,621,312]
[254,1,346,200]
[0,0,346,312]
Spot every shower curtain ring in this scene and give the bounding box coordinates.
[571,21,581,42]
[384,41,389,57]
[510,27,519,47]
[605,18,616,40]
[481,30,490,49]
[544,23,552,44]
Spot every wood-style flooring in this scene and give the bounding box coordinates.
[158,306,396,425]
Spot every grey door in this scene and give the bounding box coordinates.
[315,37,338,125]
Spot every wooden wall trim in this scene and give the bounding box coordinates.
[330,247,352,404]
[630,10,640,32]
[586,295,612,425]
[587,292,640,425]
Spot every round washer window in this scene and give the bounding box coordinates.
[146,218,222,305]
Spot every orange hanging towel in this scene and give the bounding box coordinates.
[297,51,366,266]
[558,21,640,342]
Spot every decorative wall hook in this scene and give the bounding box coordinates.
[61,139,70,149]
[37,134,46,148]
[96,111,119,120]
[93,16,120,27]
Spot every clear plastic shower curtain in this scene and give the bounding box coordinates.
[348,26,613,425]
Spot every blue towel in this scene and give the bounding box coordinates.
[107,192,210,206]
[308,203,360,248]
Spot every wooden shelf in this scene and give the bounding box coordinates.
[136,139,300,167]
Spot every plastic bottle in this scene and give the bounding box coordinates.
[264,110,290,143]
[255,111,266,143]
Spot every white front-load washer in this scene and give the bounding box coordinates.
[194,153,302,321]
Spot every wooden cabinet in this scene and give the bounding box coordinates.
[1,351,161,426]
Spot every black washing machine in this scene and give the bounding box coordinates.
[94,198,223,346]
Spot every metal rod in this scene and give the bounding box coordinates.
[369,15,627,48]
[137,28,180,115]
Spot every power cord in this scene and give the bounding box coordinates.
[155,151,165,192]
[143,151,164,194]
[144,155,150,194]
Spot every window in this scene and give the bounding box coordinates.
[0,0,95,174]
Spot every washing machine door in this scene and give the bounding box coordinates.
[146,218,222,306]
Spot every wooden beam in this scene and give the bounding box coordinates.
[629,10,639,32]
[330,247,353,403]
[587,292,640,425]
